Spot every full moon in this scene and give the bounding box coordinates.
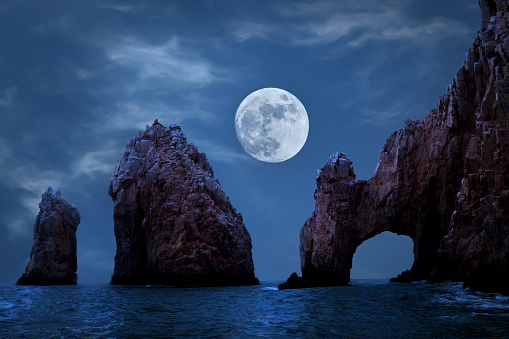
[235,88,309,163]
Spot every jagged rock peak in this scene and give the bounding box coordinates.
[317,152,355,183]
[109,121,258,286]
[44,186,61,198]
[17,187,80,285]
[479,0,509,29]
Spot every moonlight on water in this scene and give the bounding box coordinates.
[235,88,309,163]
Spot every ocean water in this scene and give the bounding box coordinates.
[1,280,509,338]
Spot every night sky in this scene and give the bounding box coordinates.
[0,1,481,284]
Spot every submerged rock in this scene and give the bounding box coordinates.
[282,0,509,294]
[108,121,258,286]
[17,187,80,285]
[279,272,312,290]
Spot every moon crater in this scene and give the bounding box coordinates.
[235,88,309,163]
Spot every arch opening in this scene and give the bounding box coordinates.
[350,231,414,280]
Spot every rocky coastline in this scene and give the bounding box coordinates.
[281,0,509,294]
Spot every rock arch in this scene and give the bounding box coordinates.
[299,152,441,286]
[281,0,509,295]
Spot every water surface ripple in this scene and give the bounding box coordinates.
[1,280,509,338]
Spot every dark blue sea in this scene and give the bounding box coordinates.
[1,280,509,338]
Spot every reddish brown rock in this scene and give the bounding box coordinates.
[17,187,80,285]
[108,120,258,286]
[282,0,509,294]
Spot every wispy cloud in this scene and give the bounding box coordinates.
[360,100,427,126]
[206,147,251,165]
[84,36,225,136]
[345,16,468,47]
[192,138,252,166]
[107,37,221,89]
[3,166,63,216]
[93,100,213,133]
[361,107,406,126]
[0,87,17,107]
[8,168,62,199]
[76,69,95,80]
[72,147,119,178]
[0,164,63,239]
[231,1,469,48]
[97,2,138,13]
[96,1,173,15]
[231,22,271,42]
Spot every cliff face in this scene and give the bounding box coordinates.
[17,187,80,285]
[108,120,258,286]
[285,0,509,294]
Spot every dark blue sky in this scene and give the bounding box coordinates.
[0,1,480,283]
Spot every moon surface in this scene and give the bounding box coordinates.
[235,88,309,163]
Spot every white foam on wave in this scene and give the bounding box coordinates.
[434,283,509,311]
[0,301,13,309]
[262,287,279,291]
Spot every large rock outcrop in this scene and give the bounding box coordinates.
[108,120,258,286]
[281,0,509,294]
[17,187,80,285]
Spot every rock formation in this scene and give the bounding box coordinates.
[17,187,80,285]
[108,120,258,286]
[281,0,509,294]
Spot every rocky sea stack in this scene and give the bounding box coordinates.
[281,0,509,294]
[17,187,80,285]
[109,120,258,286]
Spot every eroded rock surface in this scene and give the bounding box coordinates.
[108,121,258,286]
[17,187,80,285]
[282,0,509,294]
